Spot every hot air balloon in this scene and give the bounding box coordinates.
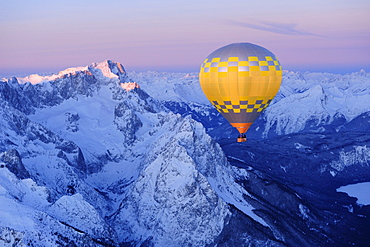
[199,43,282,142]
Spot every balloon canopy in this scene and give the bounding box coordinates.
[199,43,282,142]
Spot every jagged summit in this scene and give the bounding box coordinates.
[15,60,129,85]
[91,60,125,78]
[0,60,142,114]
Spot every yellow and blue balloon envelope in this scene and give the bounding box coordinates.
[199,43,282,142]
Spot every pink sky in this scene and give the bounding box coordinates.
[1,0,369,76]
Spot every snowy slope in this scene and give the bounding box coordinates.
[128,71,208,104]
[262,70,370,137]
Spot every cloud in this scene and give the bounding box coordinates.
[227,19,322,37]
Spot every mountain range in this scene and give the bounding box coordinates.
[0,60,369,246]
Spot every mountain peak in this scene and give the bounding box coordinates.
[89,60,126,80]
[15,60,128,85]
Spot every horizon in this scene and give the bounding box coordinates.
[0,60,369,79]
[1,1,369,77]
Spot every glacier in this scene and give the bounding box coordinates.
[0,60,369,246]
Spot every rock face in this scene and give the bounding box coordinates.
[0,62,369,246]
[0,149,30,179]
[110,115,231,246]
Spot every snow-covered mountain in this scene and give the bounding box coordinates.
[0,61,369,246]
[128,69,370,139]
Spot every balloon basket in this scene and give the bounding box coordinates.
[237,137,247,142]
[237,134,247,142]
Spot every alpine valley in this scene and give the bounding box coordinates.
[0,60,369,246]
